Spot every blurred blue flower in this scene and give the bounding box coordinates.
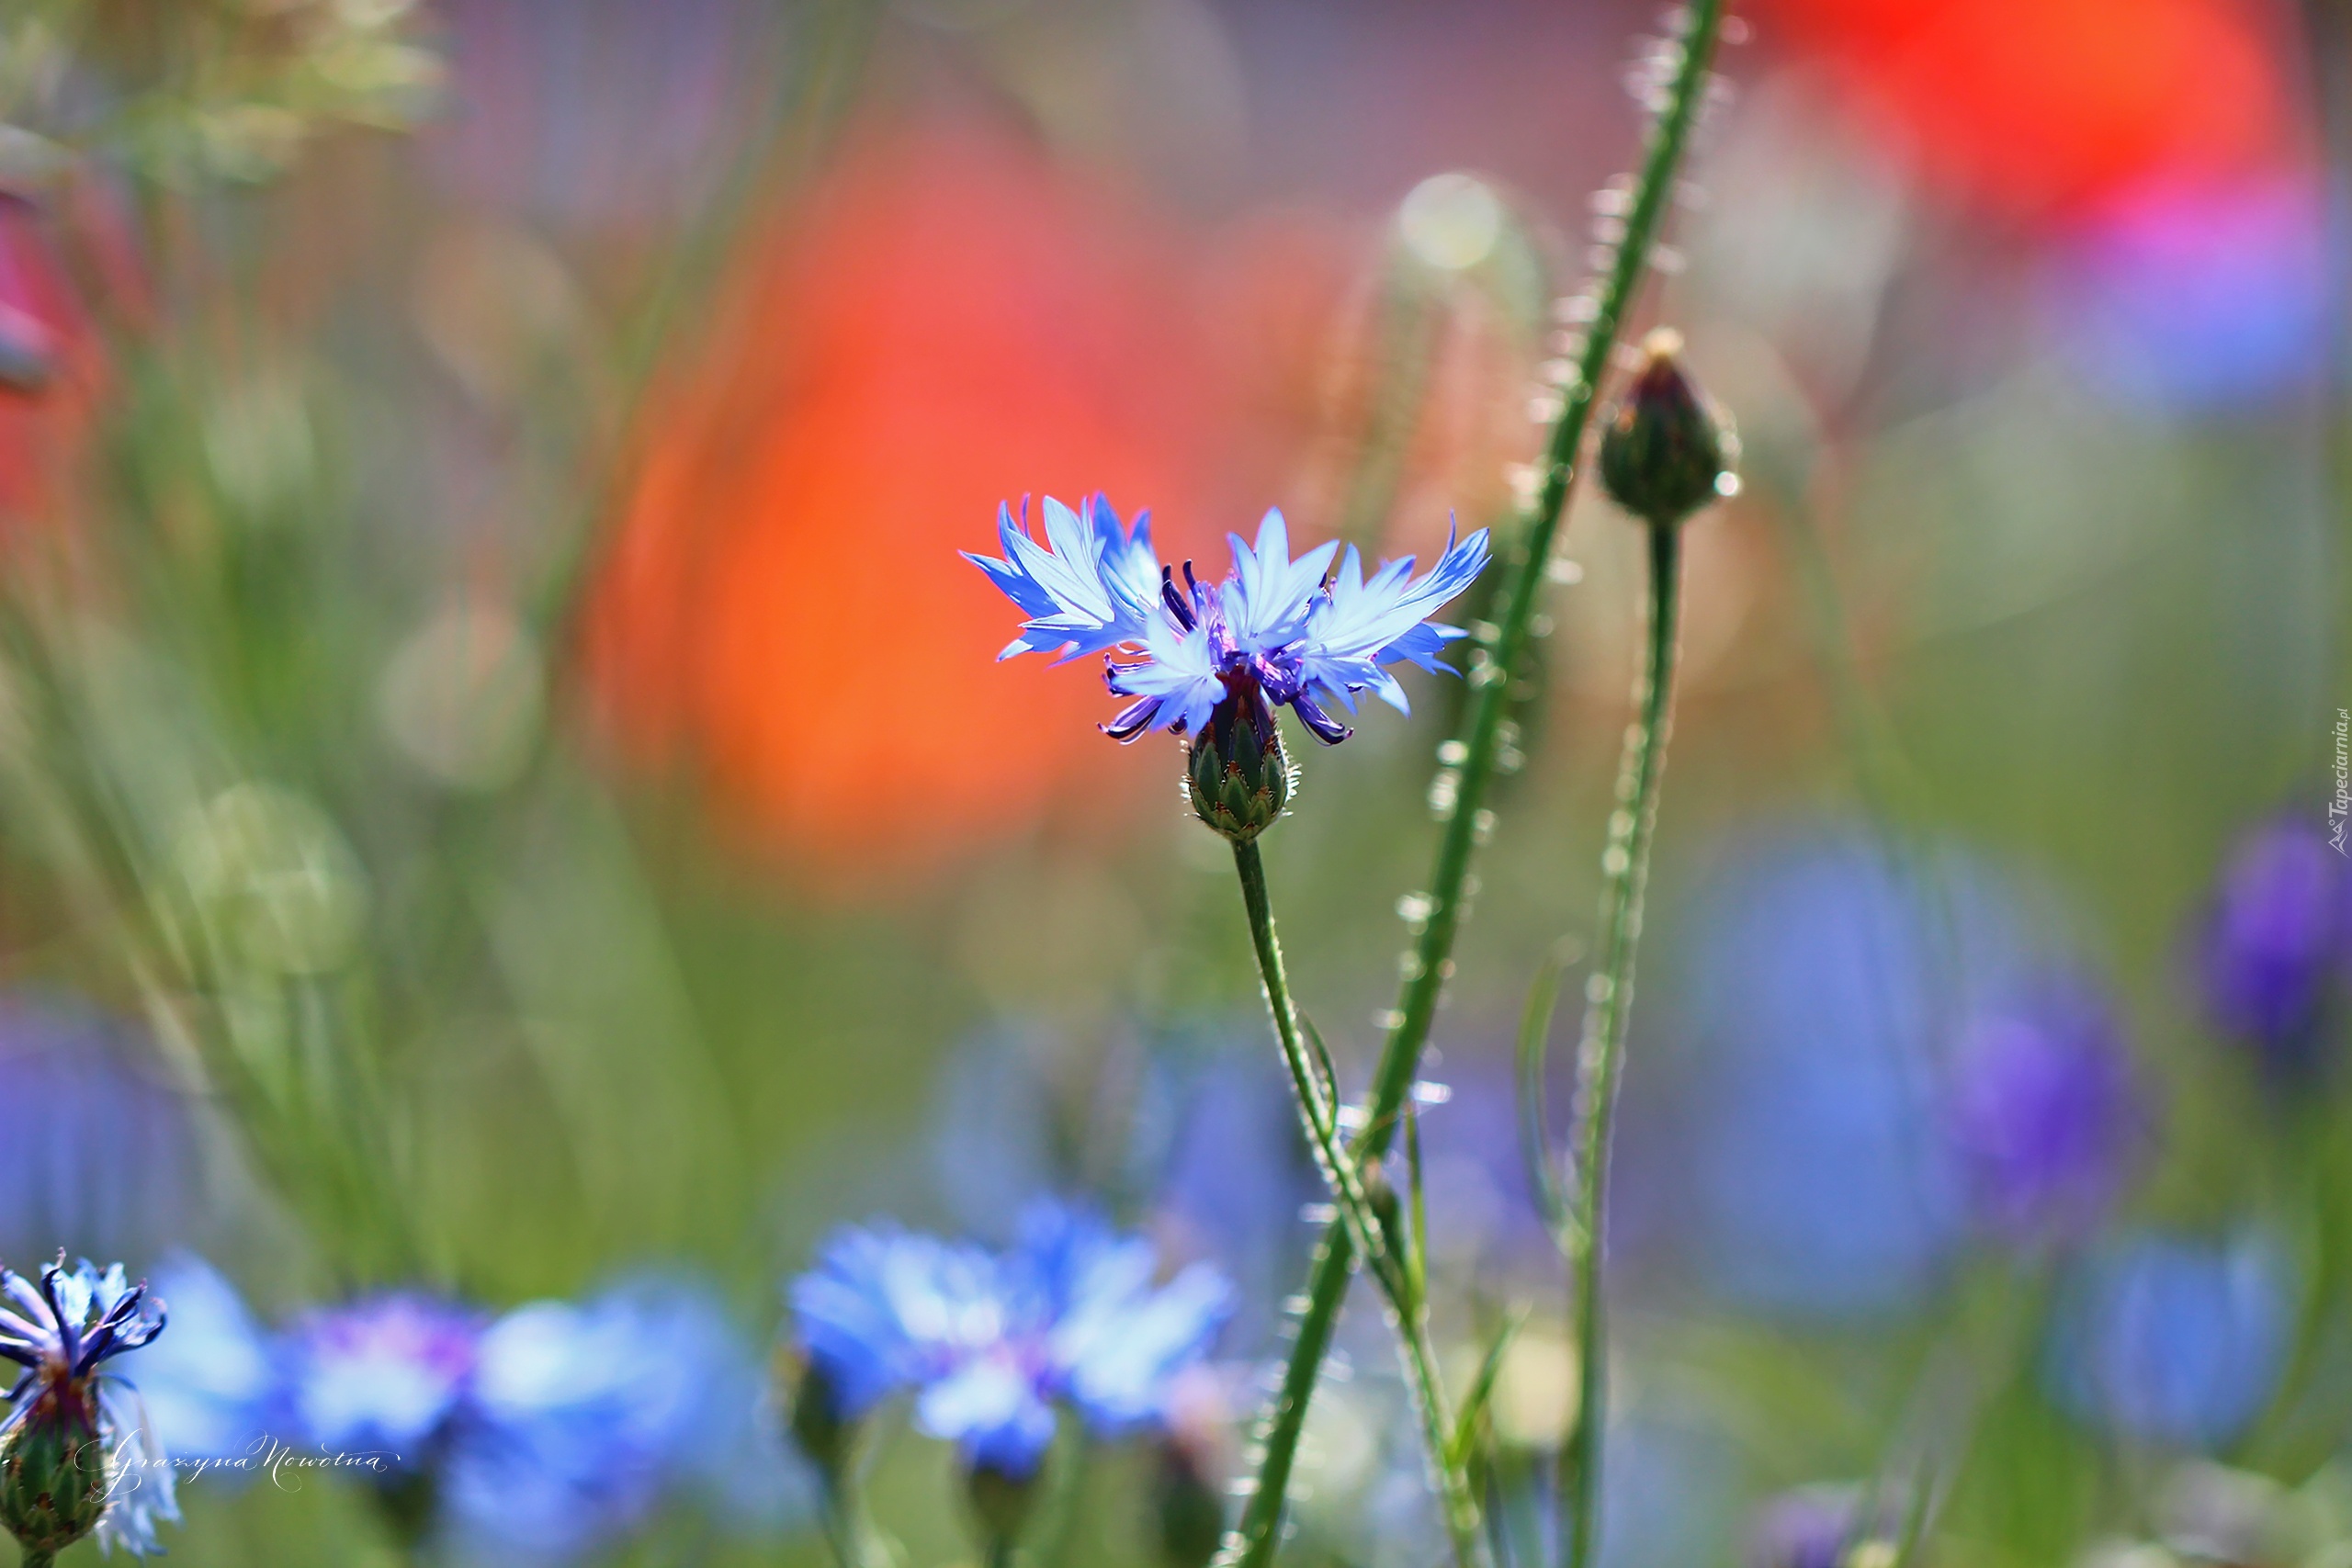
[1141,1038,1318,1346]
[132,1254,278,1462]
[789,1224,996,1427]
[0,999,198,1266]
[444,1278,806,1564]
[1945,977,2143,1243]
[2048,1231,2290,1450]
[134,1262,790,1562]
[287,1292,484,1464]
[999,1200,1232,1437]
[0,1256,176,1557]
[2197,817,2346,1077]
[968,497,1487,746]
[1670,828,2047,1315]
[789,1201,1231,1482]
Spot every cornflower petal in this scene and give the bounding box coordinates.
[963,495,1159,662]
[1102,613,1222,742]
[913,1359,1057,1479]
[1224,509,1337,653]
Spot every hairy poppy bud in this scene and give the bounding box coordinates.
[1597,329,1736,527]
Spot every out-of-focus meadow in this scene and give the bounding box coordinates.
[0,0,2346,1563]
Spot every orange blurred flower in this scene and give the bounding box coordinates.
[585,123,1239,882]
[1762,0,2294,220]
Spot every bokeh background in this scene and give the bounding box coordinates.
[0,0,2346,1563]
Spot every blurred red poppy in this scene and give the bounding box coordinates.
[584,123,1233,882]
[1762,0,2294,221]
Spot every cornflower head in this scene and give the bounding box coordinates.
[0,1257,174,1562]
[966,495,1488,841]
[786,1201,1231,1548]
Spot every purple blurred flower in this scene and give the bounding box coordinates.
[1945,978,2142,1243]
[1746,1485,1861,1568]
[967,497,1487,746]
[2048,176,2334,412]
[2197,817,2346,1077]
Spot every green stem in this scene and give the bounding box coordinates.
[1230,840,1484,1568]
[1558,521,1683,1568]
[1229,840,1385,1262]
[1213,5,1726,1562]
[820,1495,888,1568]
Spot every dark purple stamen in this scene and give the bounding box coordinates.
[1160,566,1196,631]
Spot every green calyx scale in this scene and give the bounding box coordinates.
[1186,717,1295,843]
[0,1376,109,1556]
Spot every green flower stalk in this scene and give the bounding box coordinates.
[1228,836,1484,1568]
[1212,4,1732,1562]
[1557,331,1733,1568]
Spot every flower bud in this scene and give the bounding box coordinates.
[1185,696,1295,843]
[0,1371,109,1556]
[1597,328,1736,527]
[779,1348,855,1488]
[1152,1437,1226,1568]
[966,1458,1044,1551]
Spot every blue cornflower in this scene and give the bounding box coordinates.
[971,500,1486,746]
[973,493,1486,738]
[938,1201,1232,1475]
[969,497,1487,840]
[788,1201,1231,1485]
[0,1257,175,1558]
